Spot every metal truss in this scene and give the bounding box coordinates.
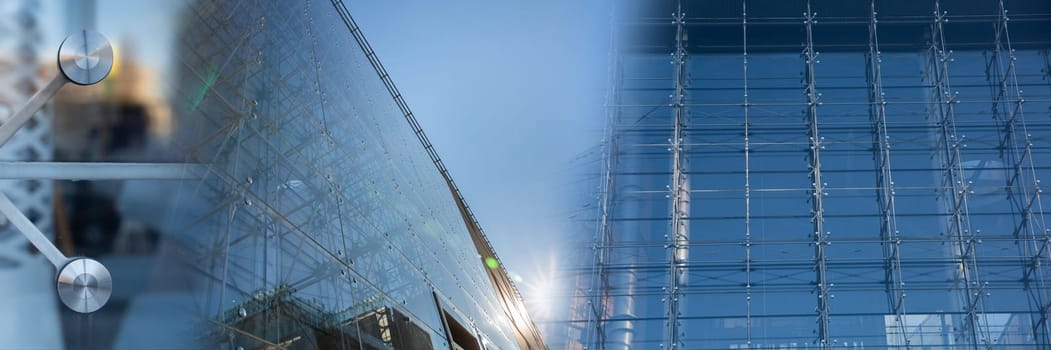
[925,1,990,347]
[664,1,690,348]
[566,0,1051,348]
[581,9,623,349]
[866,1,912,347]
[802,2,832,348]
[741,1,754,348]
[984,0,1051,343]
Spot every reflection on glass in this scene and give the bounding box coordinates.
[563,0,1051,349]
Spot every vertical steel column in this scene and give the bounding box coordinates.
[664,1,690,348]
[585,87,616,350]
[985,1,1051,344]
[741,1,754,348]
[1038,45,1051,348]
[926,2,988,347]
[802,2,832,348]
[866,2,911,347]
[1039,46,1051,346]
[591,11,623,349]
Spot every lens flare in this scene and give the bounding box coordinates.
[484,256,499,269]
[518,252,561,320]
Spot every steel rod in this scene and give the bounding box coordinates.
[928,1,989,346]
[0,74,66,148]
[867,1,912,346]
[741,0,754,347]
[986,0,1051,343]
[803,2,832,348]
[664,1,690,348]
[0,162,205,180]
[0,192,67,268]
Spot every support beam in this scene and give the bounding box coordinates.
[664,1,690,348]
[985,0,1051,344]
[0,75,65,148]
[1038,47,1051,345]
[926,1,989,347]
[0,192,67,268]
[866,1,911,347]
[741,1,754,348]
[803,2,832,348]
[587,7,623,348]
[0,162,206,180]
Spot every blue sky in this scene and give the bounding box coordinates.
[348,0,610,317]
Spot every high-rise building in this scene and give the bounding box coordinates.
[0,1,545,349]
[171,1,545,349]
[567,0,1051,349]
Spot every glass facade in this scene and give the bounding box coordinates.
[0,1,545,349]
[167,1,543,349]
[567,0,1051,349]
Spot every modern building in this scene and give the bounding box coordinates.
[566,0,1051,349]
[0,1,545,349]
[172,1,544,349]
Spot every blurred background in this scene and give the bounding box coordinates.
[0,1,191,349]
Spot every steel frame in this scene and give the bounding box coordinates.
[331,1,547,348]
[663,1,690,348]
[568,1,1051,348]
[866,1,912,347]
[585,9,623,349]
[741,0,754,348]
[926,1,990,347]
[802,2,832,348]
[984,0,1051,344]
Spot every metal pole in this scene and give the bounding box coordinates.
[587,1,622,347]
[0,162,205,180]
[741,1,753,348]
[0,75,66,147]
[866,1,911,347]
[985,0,1051,345]
[0,193,67,268]
[803,2,832,348]
[927,2,987,347]
[664,1,690,348]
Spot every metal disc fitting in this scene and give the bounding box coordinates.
[57,258,112,313]
[58,30,113,86]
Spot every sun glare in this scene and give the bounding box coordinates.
[518,253,561,320]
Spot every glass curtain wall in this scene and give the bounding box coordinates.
[171,1,529,349]
[567,0,1051,349]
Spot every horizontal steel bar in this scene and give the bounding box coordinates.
[0,162,206,180]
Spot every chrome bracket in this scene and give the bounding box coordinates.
[0,30,116,313]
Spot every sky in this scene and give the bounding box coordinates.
[347,0,611,319]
